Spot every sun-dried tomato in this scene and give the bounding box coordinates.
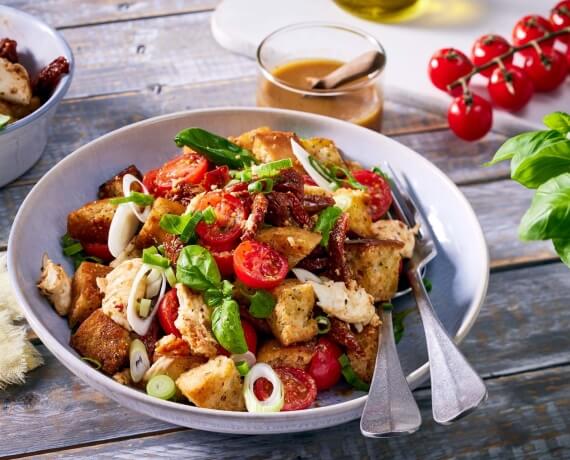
[33,56,70,100]
[0,38,18,63]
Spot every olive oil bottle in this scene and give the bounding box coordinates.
[334,0,427,23]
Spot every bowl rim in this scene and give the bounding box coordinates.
[7,106,489,422]
[0,5,74,136]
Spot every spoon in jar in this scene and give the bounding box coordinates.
[308,50,385,90]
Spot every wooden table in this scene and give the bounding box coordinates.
[1,2,569,459]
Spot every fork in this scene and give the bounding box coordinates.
[385,164,488,425]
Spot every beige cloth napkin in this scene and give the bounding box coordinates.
[0,253,43,390]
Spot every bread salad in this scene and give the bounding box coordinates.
[0,37,69,129]
[37,127,419,413]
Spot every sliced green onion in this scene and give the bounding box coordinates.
[236,361,250,376]
[157,244,166,256]
[202,206,216,224]
[372,166,389,180]
[138,298,152,318]
[142,246,170,269]
[252,158,293,178]
[180,211,203,242]
[249,290,276,318]
[244,363,284,413]
[146,374,177,400]
[382,302,394,311]
[314,206,343,247]
[165,267,177,287]
[316,315,331,334]
[63,242,83,256]
[81,357,102,369]
[338,354,370,391]
[393,307,415,344]
[159,211,203,242]
[248,178,274,194]
[231,169,252,182]
[423,277,433,292]
[330,165,366,191]
[110,191,154,206]
[129,339,150,383]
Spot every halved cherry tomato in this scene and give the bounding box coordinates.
[217,319,257,355]
[202,165,230,191]
[157,288,180,337]
[194,192,247,248]
[308,337,342,391]
[254,367,318,411]
[233,240,288,289]
[82,242,113,261]
[352,169,393,221]
[303,175,317,186]
[153,153,209,196]
[142,167,159,195]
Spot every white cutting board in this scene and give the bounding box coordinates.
[212,0,570,135]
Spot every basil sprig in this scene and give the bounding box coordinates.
[486,111,570,267]
[235,282,276,318]
[174,127,256,169]
[314,206,342,247]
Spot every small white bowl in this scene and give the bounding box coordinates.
[0,6,74,187]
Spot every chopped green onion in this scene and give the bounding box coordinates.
[81,357,102,369]
[338,354,370,391]
[146,374,176,400]
[157,245,166,256]
[63,242,83,256]
[314,206,343,247]
[249,290,276,318]
[0,114,10,129]
[60,234,103,268]
[180,211,203,242]
[423,277,433,292]
[248,178,274,194]
[202,206,216,224]
[330,165,366,191]
[109,191,154,206]
[138,298,152,318]
[372,166,389,180]
[236,361,250,376]
[231,169,253,182]
[382,302,394,311]
[142,246,170,269]
[316,315,331,334]
[130,339,151,383]
[165,267,177,287]
[393,307,415,344]
[159,211,203,243]
[252,158,293,178]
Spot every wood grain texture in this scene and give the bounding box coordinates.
[2,262,569,457]
[3,0,219,28]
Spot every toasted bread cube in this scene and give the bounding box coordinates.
[229,126,271,150]
[255,227,321,268]
[174,285,219,358]
[135,198,185,249]
[300,137,346,168]
[333,188,373,237]
[347,314,381,383]
[67,199,116,244]
[70,309,130,375]
[251,131,301,168]
[176,356,245,411]
[372,220,418,259]
[98,165,143,199]
[153,334,192,360]
[268,280,317,346]
[346,241,403,301]
[257,338,316,370]
[143,355,207,384]
[69,261,112,327]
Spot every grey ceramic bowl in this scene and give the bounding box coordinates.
[8,108,489,434]
[0,5,74,187]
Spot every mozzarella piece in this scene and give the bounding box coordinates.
[37,254,72,316]
[0,57,32,105]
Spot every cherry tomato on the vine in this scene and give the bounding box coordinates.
[517,47,568,92]
[512,15,553,46]
[308,337,343,391]
[428,48,473,95]
[448,94,493,141]
[233,240,288,290]
[550,1,570,45]
[488,65,534,112]
[471,34,513,78]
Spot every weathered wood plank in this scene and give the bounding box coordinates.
[3,0,219,28]
[2,262,569,457]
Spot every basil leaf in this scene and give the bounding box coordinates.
[176,245,221,291]
[314,206,342,247]
[553,238,570,268]
[485,130,546,166]
[211,299,248,354]
[249,290,276,318]
[175,128,256,168]
[543,112,570,135]
[519,173,570,240]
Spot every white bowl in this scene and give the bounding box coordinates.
[8,108,489,434]
[0,6,74,187]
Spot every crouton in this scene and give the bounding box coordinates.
[135,198,185,249]
[255,227,321,268]
[346,241,403,301]
[175,285,219,358]
[268,280,317,346]
[333,188,374,237]
[300,137,346,168]
[372,220,418,259]
[99,258,144,331]
[257,338,316,370]
[176,356,245,411]
[70,309,130,375]
[229,126,271,150]
[37,254,72,316]
[153,334,192,360]
[304,184,333,199]
[69,261,112,327]
[113,369,132,386]
[143,355,206,384]
[347,314,381,383]
[67,199,116,244]
[252,131,301,169]
[98,165,143,199]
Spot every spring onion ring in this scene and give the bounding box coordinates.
[129,339,150,383]
[108,203,140,258]
[231,350,256,369]
[127,263,167,335]
[146,374,176,400]
[123,174,152,222]
[243,363,284,413]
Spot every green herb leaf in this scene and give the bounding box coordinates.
[316,315,331,334]
[372,166,389,180]
[392,308,415,344]
[142,246,170,268]
[251,158,293,178]
[0,114,10,129]
[423,277,433,292]
[518,173,570,241]
[202,206,216,225]
[248,290,276,318]
[485,130,546,166]
[236,361,250,376]
[160,211,203,243]
[174,128,256,168]
[211,299,248,354]
[314,206,342,247]
[553,238,570,268]
[176,245,221,291]
[247,178,274,194]
[109,191,154,206]
[543,112,570,135]
[338,354,370,391]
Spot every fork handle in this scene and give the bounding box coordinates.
[408,269,487,425]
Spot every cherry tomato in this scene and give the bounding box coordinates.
[233,240,288,290]
[303,175,317,186]
[202,165,230,191]
[448,94,493,141]
[308,337,342,391]
[157,288,181,337]
[428,48,473,96]
[518,47,568,92]
[153,153,209,196]
[254,367,318,411]
[82,242,113,261]
[512,15,553,46]
[194,191,247,248]
[550,1,570,46]
[142,168,159,195]
[209,246,235,277]
[352,169,393,221]
[471,34,513,78]
[488,65,534,112]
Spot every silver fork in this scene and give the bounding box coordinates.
[385,164,488,425]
